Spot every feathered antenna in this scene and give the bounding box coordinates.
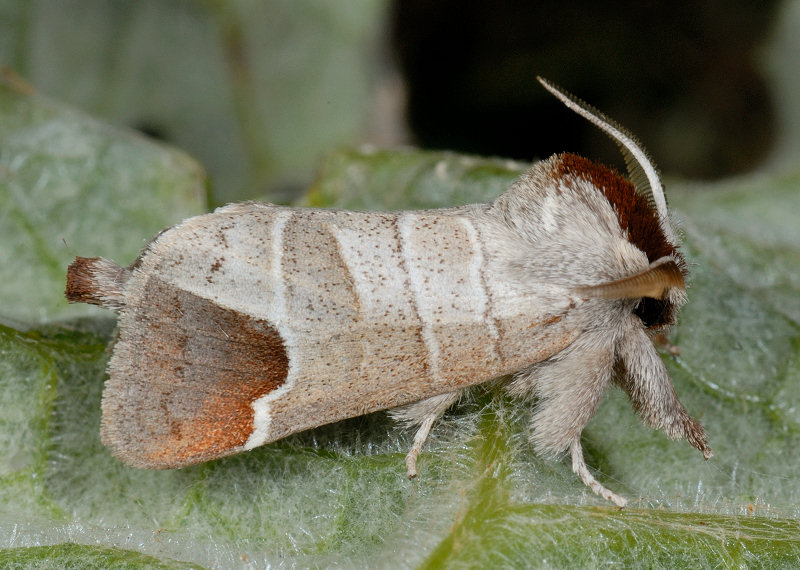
[537,77,677,246]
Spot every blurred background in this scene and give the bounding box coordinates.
[2,5,800,566]
[0,0,787,206]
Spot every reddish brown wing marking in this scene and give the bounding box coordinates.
[101,276,288,468]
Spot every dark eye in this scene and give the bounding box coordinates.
[635,297,675,329]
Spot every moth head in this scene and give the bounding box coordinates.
[539,77,687,331]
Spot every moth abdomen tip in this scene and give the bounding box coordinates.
[65,256,130,311]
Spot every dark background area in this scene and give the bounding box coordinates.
[0,0,783,202]
[392,0,778,179]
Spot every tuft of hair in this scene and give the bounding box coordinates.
[65,256,130,312]
[537,76,678,247]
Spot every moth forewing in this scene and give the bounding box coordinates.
[65,78,710,507]
[88,203,584,469]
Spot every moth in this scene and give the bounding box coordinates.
[66,77,711,507]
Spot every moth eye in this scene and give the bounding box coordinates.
[634,297,675,329]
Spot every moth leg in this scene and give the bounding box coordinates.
[389,391,463,478]
[571,439,627,507]
[507,330,628,504]
[616,316,712,459]
[652,332,680,357]
[405,415,437,479]
[506,330,616,458]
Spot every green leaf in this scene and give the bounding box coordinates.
[3,138,800,566]
[0,0,388,205]
[4,6,800,564]
[0,71,207,323]
[0,543,204,569]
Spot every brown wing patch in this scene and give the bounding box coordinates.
[101,276,288,468]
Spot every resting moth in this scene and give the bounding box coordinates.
[66,77,711,507]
